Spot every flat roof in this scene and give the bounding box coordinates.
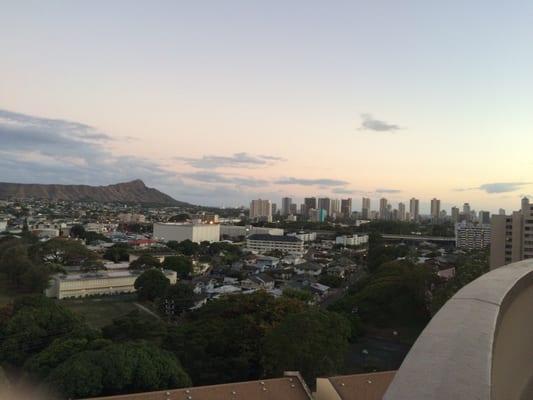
[247,234,302,242]
[326,371,396,400]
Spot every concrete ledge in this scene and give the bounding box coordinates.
[383,260,533,400]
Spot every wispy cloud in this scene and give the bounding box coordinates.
[275,177,349,187]
[375,188,401,193]
[332,188,358,195]
[359,113,401,132]
[182,171,268,187]
[456,182,531,194]
[177,152,285,169]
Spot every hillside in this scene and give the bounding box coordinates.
[0,179,185,205]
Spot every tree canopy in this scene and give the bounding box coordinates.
[134,269,170,301]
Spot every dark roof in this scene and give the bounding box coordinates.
[84,375,312,400]
[247,234,302,242]
[296,262,323,271]
[322,371,396,400]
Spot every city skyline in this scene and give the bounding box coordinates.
[2,2,533,211]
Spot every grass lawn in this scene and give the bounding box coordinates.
[60,295,158,329]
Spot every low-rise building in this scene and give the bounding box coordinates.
[220,224,284,240]
[288,231,317,242]
[153,222,220,243]
[294,261,323,276]
[246,234,304,256]
[335,234,369,247]
[45,269,177,299]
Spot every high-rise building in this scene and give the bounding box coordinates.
[317,198,331,216]
[300,204,307,216]
[499,208,506,215]
[409,198,420,221]
[249,199,272,221]
[331,199,341,215]
[398,202,406,221]
[451,206,460,223]
[490,197,533,269]
[361,197,371,220]
[281,197,292,216]
[289,203,298,215]
[478,210,491,225]
[271,203,277,216]
[431,198,441,221]
[304,197,317,212]
[379,198,389,220]
[463,203,471,215]
[341,198,352,217]
[309,208,327,222]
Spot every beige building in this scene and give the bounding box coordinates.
[45,269,177,299]
[430,198,441,221]
[153,222,220,243]
[249,199,272,221]
[246,234,304,256]
[455,221,491,250]
[490,197,533,269]
[409,198,419,221]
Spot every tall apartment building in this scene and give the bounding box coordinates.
[478,210,490,225]
[317,198,331,216]
[330,199,341,216]
[249,199,272,221]
[455,221,491,250]
[379,198,389,220]
[361,197,371,220]
[304,197,317,212]
[341,198,352,217]
[451,206,460,223]
[409,198,420,221]
[398,202,406,221]
[289,203,298,215]
[490,197,533,269]
[431,198,441,221]
[281,197,292,216]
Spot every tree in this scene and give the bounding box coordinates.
[0,296,85,366]
[164,292,306,385]
[157,283,195,317]
[103,243,130,263]
[29,238,95,266]
[45,343,191,399]
[175,239,199,256]
[162,256,193,279]
[262,310,351,384]
[318,275,343,288]
[282,288,313,303]
[102,311,167,343]
[134,269,170,301]
[69,224,86,239]
[129,254,160,270]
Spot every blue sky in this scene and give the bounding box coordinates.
[1,1,533,212]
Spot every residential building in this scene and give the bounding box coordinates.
[318,198,331,216]
[341,198,352,217]
[451,206,460,223]
[304,197,317,213]
[246,234,304,256]
[250,199,272,221]
[499,208,506,215]
[45,269,177,299]
[290,203,298,215]
[330,199,341,216]
[309,208,327,222]
[335,234,369,247]
[398,202,406,221]
[294,261,323,276]
[361,197,371,219]
[430,198,441,221]
[300,204,307,215]
[153,222,220,243]
[220,225,283,239]
[192,212,219,224]
[287,231,317,242]
[490,197,533,269]
[271,203,277,215]
[455,221,491,250]
[379,198,389,220]
[409,198,419,221]
[118,213,145,223]
[0,220,6,232]
[281,197,293,216]
[478,210,491,225]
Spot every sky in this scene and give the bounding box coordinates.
[2,1,533,213]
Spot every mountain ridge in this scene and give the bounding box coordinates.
[0,179,186,205]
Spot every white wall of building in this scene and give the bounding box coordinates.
[153,222,220,243]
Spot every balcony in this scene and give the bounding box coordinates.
[384,259,533,400]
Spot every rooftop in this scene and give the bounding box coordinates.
[247,234,302,242]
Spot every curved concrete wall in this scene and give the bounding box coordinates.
[383,260,533,400]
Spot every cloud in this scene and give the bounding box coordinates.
[359,114,401,132]
[454,182,531,194]
[182,171,268,187]
[177,152,285,169]
[375,188,402,193]
[275,177,349,186]
[332,188,359,195]
[0,109,178,189]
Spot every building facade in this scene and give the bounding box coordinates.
[249,199,272,221]
[455,221,491,250]
[491,197,533,269]
[246,234,304,256]
[341,198,352,217]
[409,198,420,221]
[153,222,220,243]
[361,197,371,220]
